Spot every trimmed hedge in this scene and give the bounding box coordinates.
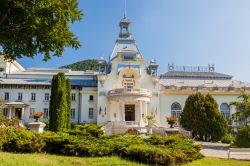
[0,125,203,165]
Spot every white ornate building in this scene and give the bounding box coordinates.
[0,16,250,133]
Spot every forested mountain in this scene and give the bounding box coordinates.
[59,59,99,71]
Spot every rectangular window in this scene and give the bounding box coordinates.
[18,92,22,101]
[89,95,93,101]
[71,108,76,119]
[43,108,49,119]
[89,108,94,119]
[31,93,36,101]
[72,93,76,101]
[4,92,9,101]
[3,108,8,117]
[29,108,35,118]
[44,93,49,101]
[123,55,135,61]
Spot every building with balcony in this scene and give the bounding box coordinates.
[0,15,250,134]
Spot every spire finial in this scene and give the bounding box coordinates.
[124,0,127,18]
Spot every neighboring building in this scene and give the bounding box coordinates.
[0,16,250,133]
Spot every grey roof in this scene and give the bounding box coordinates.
[160,71,233,80]
[160,79,250,88]
[9,69,98,76]
[0,78,97,87]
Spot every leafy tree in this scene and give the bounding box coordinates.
[49,73,71,132]
[180,93,228,141]
[59,59,99,71]
[230,94,250,126]
[0,0,82,61]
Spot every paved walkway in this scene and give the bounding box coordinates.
[194,141,250,160]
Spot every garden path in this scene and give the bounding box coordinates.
[194,141,250,160]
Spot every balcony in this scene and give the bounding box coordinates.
[107,88,152,97]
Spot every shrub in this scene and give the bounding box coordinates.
[40,131,77,154]
[0,126,203,165]
[145,135,203,162]
[234,126,250,148]
[2,127,44,153]
[124,145,174,166]
[0,128,6,151]
[221,133,235,144]
[67,124,104,138]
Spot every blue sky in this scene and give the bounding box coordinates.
[18,0,250,82]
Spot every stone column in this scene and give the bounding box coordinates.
[145,102,148,125]
[8,106,12,119]
[122,97,125,121]
[21,107,25,123]
[139,100,143,126]
[115,99,118,121]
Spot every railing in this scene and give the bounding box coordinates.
[113,121,140,128]
[107,88,152,97]
[125,121,140,126]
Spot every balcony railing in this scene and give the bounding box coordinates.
[107,88,152,97]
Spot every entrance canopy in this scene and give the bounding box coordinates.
[5,102,29,107]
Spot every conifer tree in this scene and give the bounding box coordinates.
[49,73,71,132]
[180,93,228,141]
[66,79,72,129]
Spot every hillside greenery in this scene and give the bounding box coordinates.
[59,59,99,71]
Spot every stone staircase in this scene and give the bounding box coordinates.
[102,121,192,138]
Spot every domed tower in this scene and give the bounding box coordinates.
[148,59,159,76]
[98,57,107,74]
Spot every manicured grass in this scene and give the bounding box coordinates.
[185,157,250,166]
[1,152,250,166]
[0,152,147,166]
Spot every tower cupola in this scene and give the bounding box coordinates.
[98,57,107,74]
[119,17,131,39]
[148,59,159,76]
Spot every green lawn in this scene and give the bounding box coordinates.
[0,152,147,166]
[185,157,250,166]
[0,152,249,166]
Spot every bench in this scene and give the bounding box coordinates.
[228,148,250,159]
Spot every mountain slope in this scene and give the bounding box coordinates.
[59,59,99,71]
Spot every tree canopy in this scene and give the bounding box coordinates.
[230,94,250,126]
[0,0,82,61]
[59,59,99,71]
[180,93,228,141]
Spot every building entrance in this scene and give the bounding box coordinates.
[15,108,22,119]
[125,104,135,121]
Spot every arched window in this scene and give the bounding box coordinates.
[171,102,182,119]
[220,103,230,121]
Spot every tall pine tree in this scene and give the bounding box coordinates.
[49,73,71,132]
